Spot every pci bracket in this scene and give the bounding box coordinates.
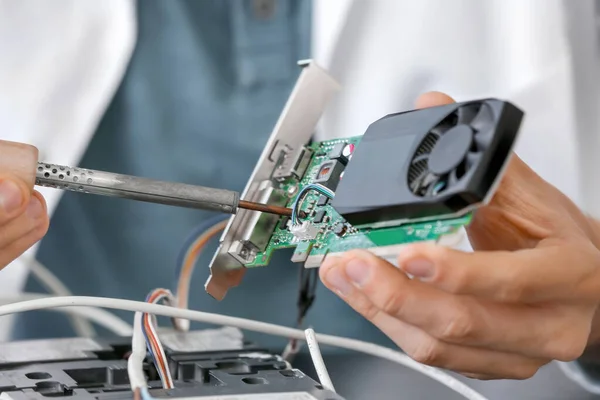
[205,60,340,300]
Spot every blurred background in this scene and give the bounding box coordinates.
[1,0,600,399]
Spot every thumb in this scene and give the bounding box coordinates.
[415,91,455,109]
[0,140,39,217]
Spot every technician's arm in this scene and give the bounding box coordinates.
[0,142,49,270]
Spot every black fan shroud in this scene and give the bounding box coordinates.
[408,103,495,197]
[330,99,523,227]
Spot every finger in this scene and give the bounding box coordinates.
[0,140,38,189]
[0,192,48,248]
[395,241,600,303]
[320,265,546,378]
[370,313,547,379]
[0,141,38,225]
[415,91,455,109]
[0,174,33,225]
[320,250,589,361]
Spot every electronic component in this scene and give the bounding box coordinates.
[250,186,288,250]
[329,142,349,165]
[313,210,326,224]
[273,146,314,181]
[290,221,321,241]
[206,60,522,300]
[313,160,345,191]
[331,100,523,227]
[343,143,355,157]
[279,216,290,230]
[292,241,314,263]
[317,195,329,206]
[0,334,343,400]
[237,100,520,271]
[333,223,347,237]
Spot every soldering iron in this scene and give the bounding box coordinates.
[35,162,296,217]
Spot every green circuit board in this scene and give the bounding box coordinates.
[245,136,472,268]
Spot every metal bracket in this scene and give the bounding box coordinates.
[205,60,340,300]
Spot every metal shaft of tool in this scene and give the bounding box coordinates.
[35,162,242,214]
[238,200,296,217]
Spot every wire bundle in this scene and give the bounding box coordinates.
[133,216,229,390]
[134,217,229,389]
[0,296,487,400]
[143,289,176,389]
[291,183,334,225]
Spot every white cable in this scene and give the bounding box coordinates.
[0,296,488,400]
[63,306,132,336]
[128,312,148,390]
[0,294,132,336]
[26,258,96,337]
[305,328,335,393]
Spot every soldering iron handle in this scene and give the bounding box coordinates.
[35,162,240,214]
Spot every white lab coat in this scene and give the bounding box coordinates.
[1,0,599,392]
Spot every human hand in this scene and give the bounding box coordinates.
[0,140,49,269]
[319,92,600,380]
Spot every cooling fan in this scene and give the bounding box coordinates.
[331,99,523,227]
[408,103,495,197]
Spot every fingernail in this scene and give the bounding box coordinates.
[345,259,371,287]
[26,196,44,219]
[0,180,23,213]
[324,267,353,297]
[403,259,435,280]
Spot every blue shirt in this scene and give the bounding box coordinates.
[14,0,392,351]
